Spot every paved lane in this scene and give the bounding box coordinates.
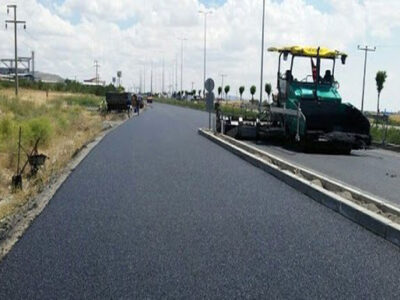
[245,140,400,205]
[1,103,400,299]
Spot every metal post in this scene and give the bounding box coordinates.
[175,54,178,94]
[296,103,301,142]
[199,10,212,100]
[162,58,165,94]
[259,0,266,113]
[5,5,26,97]
[220,74,227,99]
[94,60,100,85]
[150,62,153,94]
[178,38,187,97]
[13,7,18,95]
[17,126,21,175]
[358,45,376,113]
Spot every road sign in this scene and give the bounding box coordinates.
[205,78,215,93]
[206,92,215,112]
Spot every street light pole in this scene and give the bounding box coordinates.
[358,45,376,113]
[259,0,266,112]
[178,38,187,98]
[220,74,227,100]
[199,10,212,99]
[5,4,26,97]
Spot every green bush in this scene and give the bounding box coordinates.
[371,126,400,145]
[64,95,101,107]
[0,114,14,138]
[24,117,53,147]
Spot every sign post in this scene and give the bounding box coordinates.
[205,78,215,130]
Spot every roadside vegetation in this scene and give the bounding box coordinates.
[0,78,122,97]
[154,97,259,119]
[370,125,400,145]
[0,88,121,220]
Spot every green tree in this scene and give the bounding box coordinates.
[192,89,196,96]
[239,86,245,101]
[224,85,230,100]
[376,71,387,115]
[218,86,222,98]
[198,90,202,97]
[265,83,272,102]
[250,85,256,102]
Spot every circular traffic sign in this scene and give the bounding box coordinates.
[205,78,215,92]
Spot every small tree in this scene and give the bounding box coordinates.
[250,85,256,102]
[376,71,387,115]
[218,86,222,98]
[239,86,245,101]
[198,90,202,97]
[265,83,272,102]
[224,85,230,101]
[192,89,196,96]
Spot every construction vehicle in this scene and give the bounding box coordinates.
[105,92,133,117]
[220,46,371,154]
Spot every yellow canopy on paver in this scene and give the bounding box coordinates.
[268,46,347,59]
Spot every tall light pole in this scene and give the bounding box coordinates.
[175,54,178,93]
[178,37,187,98]
[5,4,26,96]
[150,61,153,94]
[162,58,165,94]
[358,45,376,113]
[199,10,212,99]
[259,0,266,112]
[220,74,227,99]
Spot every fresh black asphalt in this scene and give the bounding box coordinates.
[0,103,400,299]
[246,138,400,205]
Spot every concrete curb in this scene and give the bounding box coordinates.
[0,115,134,261]
[199,128,400,247]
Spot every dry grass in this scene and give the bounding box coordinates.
[0,88,90,105]
[390,114,400,125]
[0,88,121,220]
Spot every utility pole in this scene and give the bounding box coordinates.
[94,60,100,85]
[199,10,212,99]
[143,65,146,93]
[150,62,153,94]
[175,54,178,93]
[220,74,227,99]
[162,58,165,94]
[5,4,26,96]
[259,0,266,112]
[139,72,142,93]
[178,37,187,97]
[191,81,195,91]
[358,45,376,113]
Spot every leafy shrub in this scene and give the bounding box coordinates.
[25,117,53,147]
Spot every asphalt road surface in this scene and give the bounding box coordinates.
[1,103,400,299]
[245,141,400,206]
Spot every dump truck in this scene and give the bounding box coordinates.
[220,46,371,154]
[105,92,132,115]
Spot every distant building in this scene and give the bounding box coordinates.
[83,77,106,86]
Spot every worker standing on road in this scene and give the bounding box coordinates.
[133,94,140,115]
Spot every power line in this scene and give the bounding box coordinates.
[357,45,376,113]
[5,4,27,96]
